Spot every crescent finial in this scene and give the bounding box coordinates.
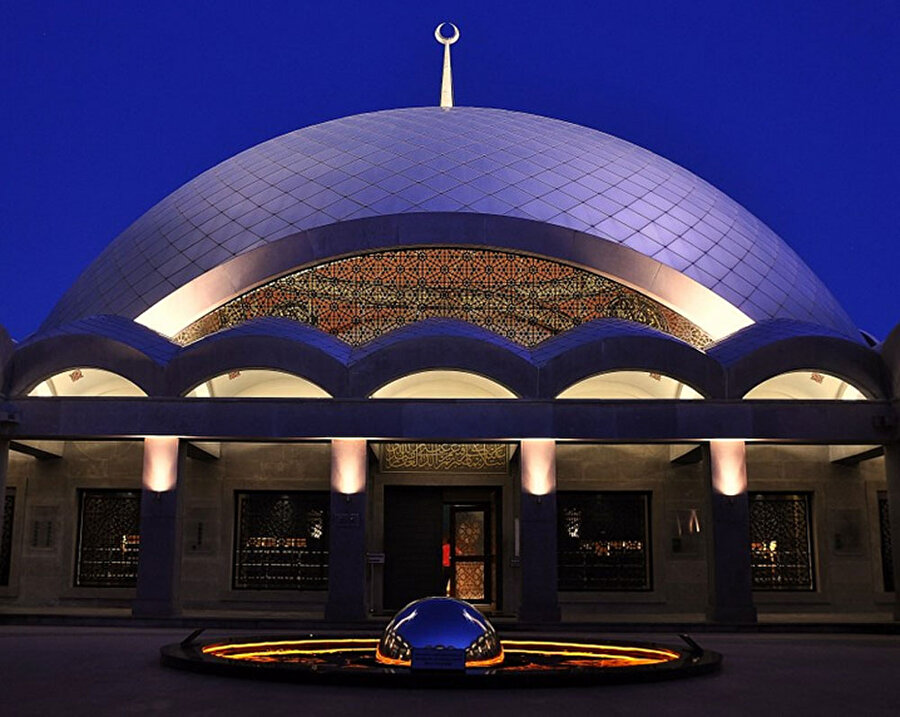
[435,23,460,108]
[434,22,460,46]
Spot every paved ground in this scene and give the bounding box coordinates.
[1,626,898,716]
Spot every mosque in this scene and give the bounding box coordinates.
[0,25,897,623]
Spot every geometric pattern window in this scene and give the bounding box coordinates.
[557,492,651,591]
[749,493,815,591]
[75,490,141,588]
[878,492,894,592]
[233,492,329,590]
[447,504,493,603]
[174,248,711,349]
[0,489,14,586]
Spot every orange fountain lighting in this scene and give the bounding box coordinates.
[203,638,677,668]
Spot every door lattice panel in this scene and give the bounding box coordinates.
[454,562,485,601]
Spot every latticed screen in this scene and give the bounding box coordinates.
[557,492,651,591]
[233,492,329,590]
[451,508,490,602]
[878,492,894,592]
[0,489,14,586]
[75,490,141,588]
[175,248,711,348]
[749,493,814,591]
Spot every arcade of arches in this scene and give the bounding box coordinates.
[2,362,896,623]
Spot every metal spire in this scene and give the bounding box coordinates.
[435,23,460,108]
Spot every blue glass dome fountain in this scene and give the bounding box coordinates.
[376,597,503,667]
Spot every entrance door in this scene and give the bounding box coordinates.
[383,487,499,611]
[448,504,492,603]
[383,487,443,610]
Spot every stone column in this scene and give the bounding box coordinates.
[326,439,368,621]
[519,439,561,622]
[884,444,900,620]
[706,440,757,623]
[133,437,183,617]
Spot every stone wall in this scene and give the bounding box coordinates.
[2,441,142,608]
[179,441,331,612]
[746,444,890,615]
[0,440,892,619]
[556,444,709,620]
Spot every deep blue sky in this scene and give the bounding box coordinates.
[2,1,898,341]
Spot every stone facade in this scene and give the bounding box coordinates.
[1,440,892,620]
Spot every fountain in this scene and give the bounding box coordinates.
[161,597,721,686]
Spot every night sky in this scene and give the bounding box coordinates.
[2,2,898,341]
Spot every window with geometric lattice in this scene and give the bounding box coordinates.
[749,492,815,591]
[75,489,141,588]
[0,489,15,586]
[557,492,651,591]
[233,492,329,590]
[878,492,894,592]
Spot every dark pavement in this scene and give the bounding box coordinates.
[1,626,898,716]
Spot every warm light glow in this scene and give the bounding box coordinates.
[205,639,378,661]
[135,241,753,343]
[521,439,556,496]
[504,640,678,663]
[331,438,367,495]
[374,644,505,668]
[205,638,377,652]
[372,646,409,667]
[136,276,224,338]
[185,370,331,398]
[203,638,676,668]
[465,651,507,668]
[503,639,678,657]
[28,368,146,398]
[744,371,868,400]
[557,371,703,399]
[371,370,516,399]
[710,439,747,496]
[142,436,179,492]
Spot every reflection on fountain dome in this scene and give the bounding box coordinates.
[376,597,503,667]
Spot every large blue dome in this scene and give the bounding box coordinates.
[42,107,857,338]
